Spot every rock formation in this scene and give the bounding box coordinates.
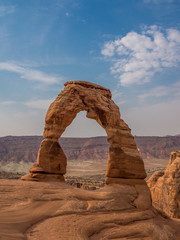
[21,81,146,182]
[2,81,179,239]
[1,179,179,240]
[147,151,180,218]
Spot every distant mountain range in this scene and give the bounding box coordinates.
[0,135,180,165]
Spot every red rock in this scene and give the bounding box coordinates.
[147,151,180,218]
[22,81,146,182]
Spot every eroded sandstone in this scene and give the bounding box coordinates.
[0,179,179,240]
[147,151,180,218]
[21,81,146,182]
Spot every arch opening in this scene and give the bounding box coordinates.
[61,111,107,138]
[60,111,109,189]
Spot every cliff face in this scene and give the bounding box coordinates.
[0,136,180,165]
[0,136,109,163]
[135,136,180,160]
[0,136,43,163]
[60,137,109,161]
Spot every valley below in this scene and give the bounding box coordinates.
[0,135,180,191]
[0,135,180,178]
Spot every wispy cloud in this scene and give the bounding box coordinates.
[0,5,15,17]
[24,99,54,110]
[139,81,180,102]
[143,0,174,3]
[101,26,180,86]
[0,99,54,110]
[1,100,16,105]
[0,62,64,84]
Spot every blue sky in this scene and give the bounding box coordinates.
[0,0,180,137]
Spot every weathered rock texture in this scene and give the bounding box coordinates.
[0,179,179,240]
[147,151,180,218]
[22,81,146,182]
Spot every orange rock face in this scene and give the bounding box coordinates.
[21,81,146,182]
[147,151,180,218]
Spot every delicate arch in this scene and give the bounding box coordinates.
[22,81,146,182]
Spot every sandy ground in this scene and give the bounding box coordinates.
[66,158,169,176]
[143,158,169,169]
[0,179,179,240]
[66,159,169,178]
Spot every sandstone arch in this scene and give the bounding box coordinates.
[22,81,146,182]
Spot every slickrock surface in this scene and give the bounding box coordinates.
[0,179,180,240]
[147,151,180,218]
[22,81,146,182]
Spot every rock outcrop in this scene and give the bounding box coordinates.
[147,151,180,218]
[0,179,179,240]
[21,81,146,182]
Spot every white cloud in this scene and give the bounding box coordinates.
[101,26,180,86]
[24,99,54,110]
[0,5,15,17]
[101,42,115,57]
[0,62,64,84]
[139,81,180,102]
